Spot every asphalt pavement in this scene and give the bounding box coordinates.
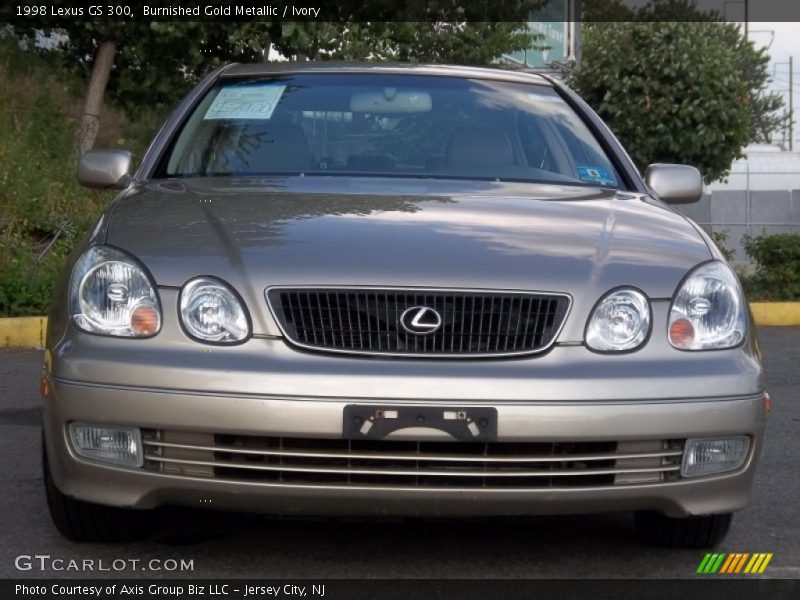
[0,328,798,579]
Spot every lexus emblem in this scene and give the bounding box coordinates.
[399,306,442,335]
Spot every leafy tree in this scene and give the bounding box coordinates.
[632,0,720,21]
[274,21,541,64]
[632,2,784,144]
[52,23,263,154]
[574,1,785,181]
[581,0,639,21]
[571,19,782,182]
[582,0,718,21]
[11,20,263,154]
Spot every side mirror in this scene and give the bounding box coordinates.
[644,163,703,205]
[78,149,132,189]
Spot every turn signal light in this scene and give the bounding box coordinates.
[131,304,160,336]
[669,317,695,349]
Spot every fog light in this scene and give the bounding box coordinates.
[681,436,749,478]
[68,423,143,467]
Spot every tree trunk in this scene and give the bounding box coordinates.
[262,39,271,62]
[75,38,117,158]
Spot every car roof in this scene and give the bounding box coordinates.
[220,62,554,86]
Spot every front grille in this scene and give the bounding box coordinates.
[143,431,684,489]
[266,287,571,357]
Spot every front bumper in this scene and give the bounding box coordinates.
[44,375,766,519]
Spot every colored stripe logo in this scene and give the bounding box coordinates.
[697,553,773,574]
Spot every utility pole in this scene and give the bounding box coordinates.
[744,0,750,40]
[744,0,748,38]
[790,55,794,152]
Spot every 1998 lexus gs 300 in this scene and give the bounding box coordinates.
[42,63,767,546]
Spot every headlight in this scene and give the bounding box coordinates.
[668,261,746,350]
[179,277,250,343]
[69,245,161,337]
[585,288,651,352]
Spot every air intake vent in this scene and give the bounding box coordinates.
[266,287,570,358]
[143,432,685,490]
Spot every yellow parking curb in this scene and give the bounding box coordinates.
[0,304,798,348]
[749,302,800,326]
[0,316,48,348]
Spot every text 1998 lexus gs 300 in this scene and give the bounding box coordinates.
[42,63,766,546]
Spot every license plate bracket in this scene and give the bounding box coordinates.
[343,405,498,442]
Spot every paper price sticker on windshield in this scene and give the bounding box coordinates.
[204,84,286,120]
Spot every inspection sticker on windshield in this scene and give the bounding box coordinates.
[576,165,616,186]
[204,84,286,120]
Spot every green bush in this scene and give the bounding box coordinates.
[0,39,165,316]
[570,21,757,184]
[0,41,108,316]
[742,233,800,301]
[709,229,736,263]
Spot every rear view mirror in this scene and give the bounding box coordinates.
[350,89,432,113]
[78,149,132,189]
[644,163,703,204]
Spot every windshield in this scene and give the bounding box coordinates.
[160,73,623,188]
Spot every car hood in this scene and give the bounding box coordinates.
[106,176,710,338]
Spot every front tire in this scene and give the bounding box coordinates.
[43,437,149,543]
[635,511,732,548]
